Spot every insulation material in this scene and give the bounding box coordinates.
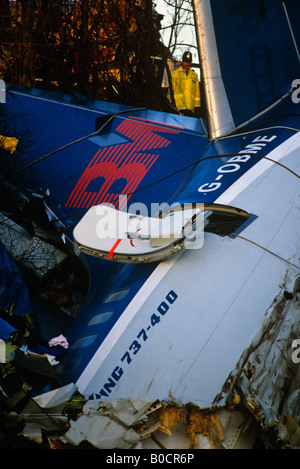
[187,410,224,449]
[159,405,186,436]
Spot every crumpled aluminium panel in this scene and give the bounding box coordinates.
[60,398,154,449]
[215,277,300,437]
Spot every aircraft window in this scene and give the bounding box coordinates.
[88,310,114,325]
[103,288,129,303]
[72,334,98,349]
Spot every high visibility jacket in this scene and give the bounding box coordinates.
[169,66,200,112]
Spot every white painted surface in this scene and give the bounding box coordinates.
[77,134,300,406]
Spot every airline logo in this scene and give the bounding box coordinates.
[65,118,179,210]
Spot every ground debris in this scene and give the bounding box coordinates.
[2,385,300,449]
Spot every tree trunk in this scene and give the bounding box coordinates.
[20,0,35,87]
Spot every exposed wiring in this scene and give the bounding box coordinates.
[229,232,300,270]
[215,113,300,139]
[216,125,300,141]
[50,150,299,224]
[12,107,147,176]
[9,110,300,184]
[5,112,300,274]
